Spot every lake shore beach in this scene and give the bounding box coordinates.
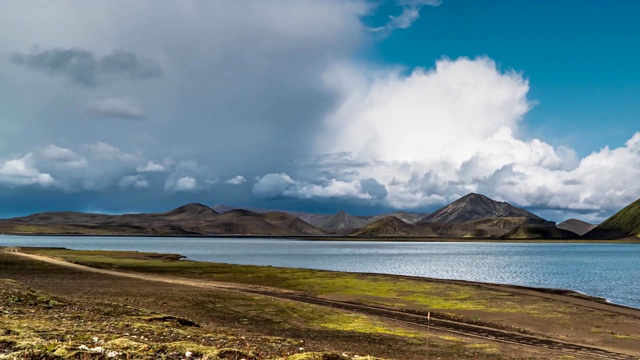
[1,247,639,359]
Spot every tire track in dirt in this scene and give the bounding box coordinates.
[244,290,638,360]
[6,250,639,360]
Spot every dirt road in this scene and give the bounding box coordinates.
[6,250,639,360]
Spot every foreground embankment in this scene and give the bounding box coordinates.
[1,247,639,359]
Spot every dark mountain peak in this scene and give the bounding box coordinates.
[458,193,505,205]
[169,203,218,215]
[203,209,326,236]
[175,202,212,210]
[461,192,487,199]
[420,193,544,224]
[160,203,219,220]
[356,215,403,228]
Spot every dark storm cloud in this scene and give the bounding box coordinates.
[11,48,163,86]
[359,178,388,199]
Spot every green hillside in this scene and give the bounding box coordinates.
[585,197,640,239]
[500,225,577,240]
[350,216,430,237]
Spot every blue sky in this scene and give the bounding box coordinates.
[371,0,640,156]
[0,1,639,223]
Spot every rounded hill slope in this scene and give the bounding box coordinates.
[584,197,640,239]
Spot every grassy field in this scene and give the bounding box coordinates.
[1,247,639,359]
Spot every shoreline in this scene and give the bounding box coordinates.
[3,245,639,312]
[2,232,640,243]
[2,247,640,359]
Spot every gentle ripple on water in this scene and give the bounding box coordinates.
[0,235,638,309]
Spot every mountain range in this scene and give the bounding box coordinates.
[0,204,328,236]
[2,193,639,240]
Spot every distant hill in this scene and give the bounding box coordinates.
[557,219,596,236]
[501,225,578,240]
[419,193,545,224]
[5,211,112,224]
[356,193,555,239]
[365,211,427,224]
[297,213,333,227]
[350,215,547,238]
[212,204,334,227]
[212,204,427,228]
[316,211,368,232]
[153,203,219,220]
[212,204,306,217]
[0,204,326,236]
[416,218,534,238]
[9,203,219,224]
[350,216,433,237]
[0,196,604,240]
[196,210,326,235]
[583,197,640,239]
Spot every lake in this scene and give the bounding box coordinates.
[1,235,638,309]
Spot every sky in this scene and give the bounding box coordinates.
[1,0,639,223]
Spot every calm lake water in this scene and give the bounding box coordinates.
[1,235,639,309]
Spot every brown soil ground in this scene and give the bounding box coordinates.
[1,249,639,359]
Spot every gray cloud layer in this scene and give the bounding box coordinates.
[85,98,145,119]
[11,48,162,86]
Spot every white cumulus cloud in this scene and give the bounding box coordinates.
[88,142,138,162]
[0,153,55,187]
[252,173,296,198]
[252,173,387,202]
[305,56,640,221]
[136,161,168,172]
[40,145,87,168]
[167,176,197,192]
[320,57,531,163]
[118,175,149,189]
[225,175,246,185]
